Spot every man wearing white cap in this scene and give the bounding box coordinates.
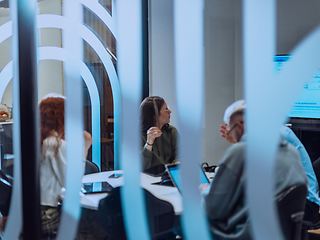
[200,100,308,239]
[220,100,320,223]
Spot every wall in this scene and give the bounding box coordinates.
[203,0,241,165]
[149,0,177,128]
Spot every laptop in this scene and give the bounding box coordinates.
[165,163,210,192]
[82,181,114,194]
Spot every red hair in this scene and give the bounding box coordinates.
[40,97,65,152]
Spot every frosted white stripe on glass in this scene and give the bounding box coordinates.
[174,0,211,239]
[244,1,320,239]
[57,0,83,239]
[4,0,23,239]
[117,0,150,239]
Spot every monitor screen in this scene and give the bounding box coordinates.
[166,164,209,192]
[82,181,114,194]
[274,55,320,119]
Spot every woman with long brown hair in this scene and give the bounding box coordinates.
[140,96,178,170]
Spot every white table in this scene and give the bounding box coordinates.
[81,170,183,214]
[81,170,215,214]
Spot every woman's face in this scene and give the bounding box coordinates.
[158,101,171,128]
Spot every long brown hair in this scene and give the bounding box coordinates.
[140,96,164,133]
[40,97,65,155]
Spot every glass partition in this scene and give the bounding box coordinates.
[0,0,319,239]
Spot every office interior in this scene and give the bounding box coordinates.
[0,0,320,239]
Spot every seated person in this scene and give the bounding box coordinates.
[140,96,178,171]
[220,100,320,222]
[200,100,308,239]
[279,126,320,222]
[39,94,94,237]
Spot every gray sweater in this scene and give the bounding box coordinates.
[203,134,308,239]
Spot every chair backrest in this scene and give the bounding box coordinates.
[277,184,308,240]
[97,186,175,240]
[0,170,12,216]
[84,160,99,175]
[312,157,320,190]
[97,187,126,240]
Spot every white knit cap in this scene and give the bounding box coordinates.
[223,100,246,125]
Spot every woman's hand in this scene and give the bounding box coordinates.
[220,123,236,144]
[84,131,93,158]
[145,127,162,151]
[147,127,162,145]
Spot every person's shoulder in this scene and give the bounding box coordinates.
[164,124,178,133]
[166,125,179,138]
[228,141,246,153]
[219,142,246,167]
[167,124,177,131]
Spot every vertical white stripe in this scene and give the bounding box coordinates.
[174,0,211,239]
[4,1,23,239]
[117,1,150,239]
[57,0,83,239]
[243,0,283,239]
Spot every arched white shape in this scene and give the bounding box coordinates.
[0,61,12,99]
[0,14,120,169]
[39,46,101,171]
[79,23,121,170]
[80,0,117,40]
[36,14,121,170]
[0,47,102,170]
[0,21,12,45]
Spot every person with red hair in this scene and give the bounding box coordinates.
[39,93,93,237]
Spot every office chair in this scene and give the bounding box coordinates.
[84,160,99,175]
[98,187,176,240]
[277,184,307,240]
[0,170,12,217]
[301,157,320,240]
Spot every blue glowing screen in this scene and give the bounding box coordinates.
[275,55,320,119]
[168,165,209,192]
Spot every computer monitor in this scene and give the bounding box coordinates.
[274,55,320,119]
[166,163,210,192]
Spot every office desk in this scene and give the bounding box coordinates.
[81,170,183,214]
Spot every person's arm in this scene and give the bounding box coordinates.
[171,126,179,163]
[83,131,93,160]
[141,134,153,170]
